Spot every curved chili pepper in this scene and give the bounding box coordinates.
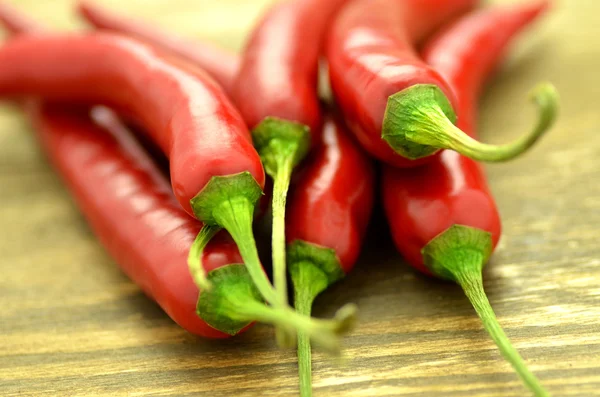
[382,2,553,394]
[77,0,238,95]
[327,0,557,166]
[0,34,260,217]
[30,103,245,338]
[0,31,271,315]
[0,0,250,336]
[0,25,354,350]
[286,114,375,396]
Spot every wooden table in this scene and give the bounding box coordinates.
[1,1,599,396]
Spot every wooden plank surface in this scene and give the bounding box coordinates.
[1,0,599,396]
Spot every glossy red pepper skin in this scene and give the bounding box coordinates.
[326,0,477,167]
[286,114,375,273]
[0,33,265,217]
[382,1,549,274]
[0,2,247,339]
[77,1,239,96]
[233,0,348,137]
[30,104,241,338]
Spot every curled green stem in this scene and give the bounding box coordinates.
[383,82,559,161]
[187,225,221,291]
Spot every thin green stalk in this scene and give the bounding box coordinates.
[271,154,296,345]
[291,260,333,397]
[187,225,221,290]
[415,83,557,161]
[295,283,318,397]
[456,269,550,397]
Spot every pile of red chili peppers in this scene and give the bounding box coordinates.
[0,0,559,395]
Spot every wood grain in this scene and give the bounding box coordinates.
[0,0,599,396]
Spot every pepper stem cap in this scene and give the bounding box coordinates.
[383,83,559,162]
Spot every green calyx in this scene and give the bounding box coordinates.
[288,240,346,288]
[421,225,549,395]
[189,172,280,311]
[190,172,263,225]
[382,84,456,160]
[197,264,263,336]
[382,83,559,162]
[252,116,311,176]
[421,224,493,281]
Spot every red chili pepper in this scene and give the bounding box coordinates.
[232,0,351,346]
[287,115,375,273]
[77,0,239,96]
[0,31,269,315]
[382,2,555,394]
[327,0,557,167]
[286,114,375,396]
[0,5,248,338]
[0,11,355,351]
[32,103,248,338]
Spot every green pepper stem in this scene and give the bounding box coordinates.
[291,260,335,397]
[271,154,296,294]
[271,153,296,344]
[187,225,221,291]
[212,196,279,306]
[456,267,549,397]
[422,225,549,396]
[296,312,313,397]
[410,83,558,162]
